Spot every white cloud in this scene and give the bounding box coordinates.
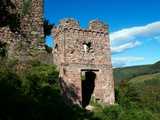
[110,21,160,53]
[112,56,144,68]
[110,21,160,43]
[111,41,141,54]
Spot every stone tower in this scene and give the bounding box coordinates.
[0,0,44,61]
[52,18,115,107]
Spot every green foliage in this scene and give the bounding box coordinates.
[92,103,158,120]
[92,81,160,120]
[124,73,160,112]
[45,45,53,53]
[22,64,59,96]
[0,0,21,33]
[0,68,21,95]
[0,60,100,120]
[81,75,85,81]
[44,19,54,37]
[111,60,160,120]
[96,62,160,120]
[129,73,160,84]
[0,59,160,120]
[22,0,32,16]
[102,105,122,120]
[0,41,7,58]
[9,13,21,33]
[119,109,156,120]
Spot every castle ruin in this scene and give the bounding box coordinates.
[52,19,115,107]
[0,0,114,107]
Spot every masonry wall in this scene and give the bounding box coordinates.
[63,28,111,65]
[52,19,115,106]
[0,0,45,61]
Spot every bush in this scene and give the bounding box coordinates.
[102,105,122,120]
[118,109,157,120]
[0,60,100,120]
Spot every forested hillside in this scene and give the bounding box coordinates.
[113,61,160,85]
[0,60,159,120]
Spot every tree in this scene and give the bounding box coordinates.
[44,19,54,37]
[0,41,7,58]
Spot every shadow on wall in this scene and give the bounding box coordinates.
[0,0,20,33]
[59,77,81,106]
[59,71,96,108]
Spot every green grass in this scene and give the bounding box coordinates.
[129,72,160,84]
[113,60,160,85]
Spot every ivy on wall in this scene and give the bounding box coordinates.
[9,14,21,33]
[22,0,32,16]
[43,19,54,53]
[0,0,21,33]
[44,19,54,37]
[0,41,7,58]
[45,45,53,53]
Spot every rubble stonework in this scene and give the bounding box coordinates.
[0,0,44,61]
[52,18,115,107]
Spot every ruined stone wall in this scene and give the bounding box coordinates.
[59,64,114,105]
[63,28,111,65]
[0,0,45,61]
[52,18,115,106]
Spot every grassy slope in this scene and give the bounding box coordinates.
[113,60,160,85]
[128,72,160,84]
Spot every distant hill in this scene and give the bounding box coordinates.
[113,60,160,85]
[113,61,160,120]
[128,72,160,84]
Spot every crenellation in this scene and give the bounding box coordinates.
[89,20,108,32]
[52,25,109,40]
[59,18,80,28]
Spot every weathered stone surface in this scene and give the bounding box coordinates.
[52,18,115,107]
[0,0,45,61]
[89,20,108,32]
[59,18,80,29]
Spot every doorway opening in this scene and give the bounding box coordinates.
[81,70,97,108]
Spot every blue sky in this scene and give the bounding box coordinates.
[44,0,160,67]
